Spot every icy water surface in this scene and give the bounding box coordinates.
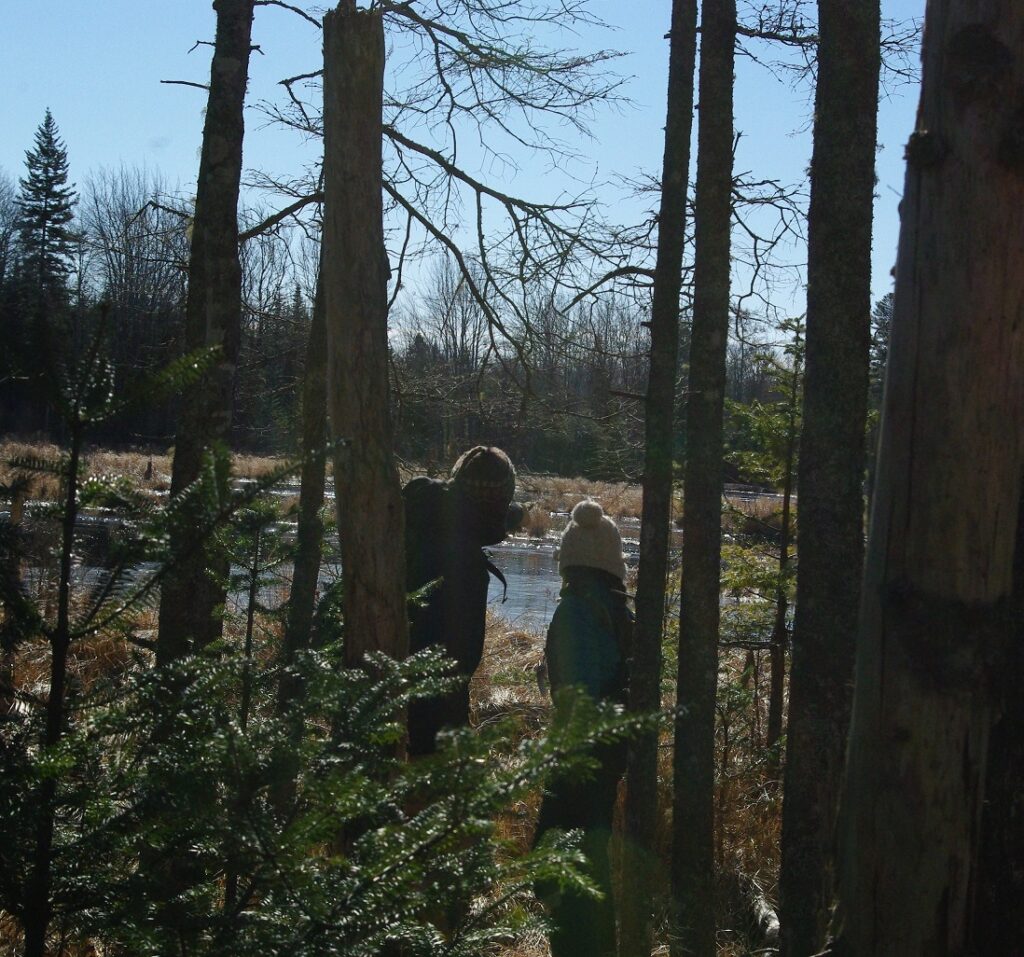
[485,543,562,633]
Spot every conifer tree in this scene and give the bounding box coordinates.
[16,109,77,294]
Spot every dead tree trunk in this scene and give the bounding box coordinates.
[778,0,879,951]
[322,1,407,667]
[620,3,697,956]
[830,4,1024,954]
[670,0,735,954]
[157,0,255,665]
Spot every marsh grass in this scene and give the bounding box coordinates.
[519,505,553,539]
[722,493,793,543]
[516,473,646,520]
[3,443,666,523]
[0,441,291,503]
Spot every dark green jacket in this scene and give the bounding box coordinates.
[545,566,632,704]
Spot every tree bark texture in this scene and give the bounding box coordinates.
[157,0,255,664]
[278,260,327,713]
[670,1,735,954]
[779,1,879,952]
[323,3,408,668]
[970,491,1024,954]
[831,4,1024,954]
[620,3,697,956]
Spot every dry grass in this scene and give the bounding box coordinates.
[472,612,549,780]
[519,505,553,539]
[2,443,679,527]
[516,473,646,520]
[469,613,551,957]
[0,441,301,503]
[723,492,792,541]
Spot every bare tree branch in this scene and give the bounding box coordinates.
[255,0,321,28]
[238,192,322,243]
[160,79,210,92]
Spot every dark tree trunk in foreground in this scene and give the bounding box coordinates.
[323,2,407,667]
[779,0,878,952]
[620,3,697,956]
[972,496,1024,954]
[157,0,255,664]
[278,261,327,714]
[830,4,1024,953]
[671,1,735,954]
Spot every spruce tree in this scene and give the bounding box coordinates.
[16,109,77,294]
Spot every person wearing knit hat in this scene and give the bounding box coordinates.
[449,445,521,545]
[403,446,522,756]
[535,498,632,957]
[555,498,628,583]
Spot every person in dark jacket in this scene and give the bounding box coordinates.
[404,446,522,756]
[535,498,632,957]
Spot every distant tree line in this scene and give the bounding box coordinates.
[0,118,312,456]
[1,113,803,480]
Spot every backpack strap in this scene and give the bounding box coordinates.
[484,555,508,602]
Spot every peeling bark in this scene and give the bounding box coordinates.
[832,5,1024,954]
[322,2,407,667]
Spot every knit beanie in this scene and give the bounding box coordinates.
[556,499,627,582]
[449,446,516,508]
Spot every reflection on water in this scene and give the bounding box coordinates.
[486,544,562,633]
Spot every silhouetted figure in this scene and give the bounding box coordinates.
[403,446,522,755]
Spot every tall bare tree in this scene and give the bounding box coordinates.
[157,0,256,664]
[672,2,736,953]
[255,1,625,390]
[777,0,879,952]
[830,2,1024,952]
[322,2,407,665]
[619,3,698,956]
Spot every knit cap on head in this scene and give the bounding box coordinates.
[449,446,516,508]
[557,499,626,582]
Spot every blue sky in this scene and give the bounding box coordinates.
[1,1,924,309]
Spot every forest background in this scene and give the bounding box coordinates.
[0,0,921,473]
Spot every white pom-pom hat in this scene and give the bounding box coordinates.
[555,499,627,582]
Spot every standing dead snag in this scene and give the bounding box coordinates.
[831,3,1024,954]
[322,1,407,667]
